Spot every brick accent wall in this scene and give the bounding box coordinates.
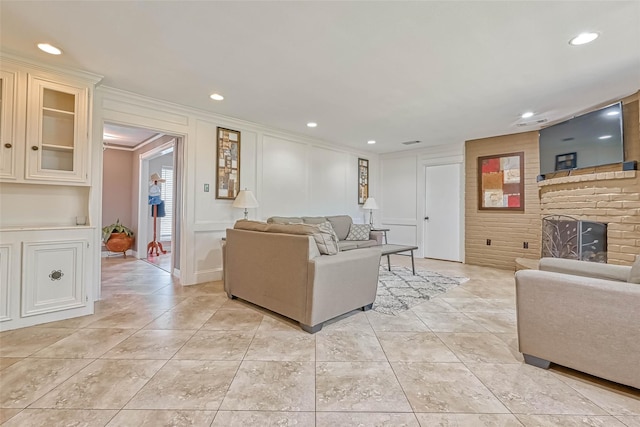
[465,131,541,270]
[465,93,639,270]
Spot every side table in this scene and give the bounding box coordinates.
[371,228,389,244]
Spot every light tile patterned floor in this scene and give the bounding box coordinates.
[0,257,638,426]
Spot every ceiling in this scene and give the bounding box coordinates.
[1,1,638,154]
[103,123,161,149]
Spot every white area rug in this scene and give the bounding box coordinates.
[374,265,469,315]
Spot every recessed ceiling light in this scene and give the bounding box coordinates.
[367,140,376,145]
[598,135,612,140]
[569,32,599,46]
[307,122,317,128]
[521,112,534,119]
[37,43,62,55]
[209,93,224,101]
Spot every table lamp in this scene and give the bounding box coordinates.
[363,197,378,225]
[233,189,259,219]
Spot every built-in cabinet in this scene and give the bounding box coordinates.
[0,56,98,185]
[0,69,17,179]
[0,245,12,322]
[0,227,94,331]
[0,54,101,331]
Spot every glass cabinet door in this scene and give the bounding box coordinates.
[26,76,88,183]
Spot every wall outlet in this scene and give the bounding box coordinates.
[523,242,529,249]
[204,184,209,192]
[486,239,491,245]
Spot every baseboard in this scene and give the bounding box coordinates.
[191,267,223,285]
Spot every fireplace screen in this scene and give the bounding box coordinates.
[542,215,607,263]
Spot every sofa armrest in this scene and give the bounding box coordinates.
[369,230,383,245]
[515,269,640,388]
[539,257,630,282]
[305,247,382,326]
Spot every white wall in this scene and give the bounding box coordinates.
[94,87,378,287]
[379,143,464,257]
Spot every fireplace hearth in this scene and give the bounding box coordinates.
[542,215,607,263]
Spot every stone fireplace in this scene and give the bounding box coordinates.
[538,170,639,265]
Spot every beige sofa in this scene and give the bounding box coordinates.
[515,257,640,389]
[223,220,382,333]
[267,215,383,250]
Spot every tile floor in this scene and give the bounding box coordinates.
[1,257,638,426]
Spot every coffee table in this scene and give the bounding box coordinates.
[381,244,419,275]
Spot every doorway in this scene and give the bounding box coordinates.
[423,163,462,262]
[139,141,176,274]
[101,122,182,276]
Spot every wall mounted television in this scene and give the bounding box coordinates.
[539,102,624,176]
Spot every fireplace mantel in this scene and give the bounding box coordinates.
[538,170,637,188]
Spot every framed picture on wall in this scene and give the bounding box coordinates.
[478,152,524,211]
[358,158,369,205]
[216,127,241,199]
[555,152,577,171]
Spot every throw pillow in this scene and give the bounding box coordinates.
[629,255,640,284]
[310,223,339,255]
[317,221,339,245]
[345,223,372,241]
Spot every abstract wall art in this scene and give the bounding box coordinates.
[478,152,524,211]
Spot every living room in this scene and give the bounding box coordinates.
[1,1,639,425]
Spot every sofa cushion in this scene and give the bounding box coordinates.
[234,220,270,232]
[267,216,303,224]
[302,216,328,225]
[234,220,338,255]
[629,255,640,284]
[326,215,353,240]
[338,240,360,251]
[345,223,372,241]
[355,239,378,249]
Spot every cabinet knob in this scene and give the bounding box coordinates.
[31,146,39,151]
[4,143,11,148]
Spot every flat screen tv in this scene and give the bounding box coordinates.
[539,102,624,176]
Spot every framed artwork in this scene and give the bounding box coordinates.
[216,127,241,199]
[555,152,577,171]
[358,158,369,205]
[478,152,524,211]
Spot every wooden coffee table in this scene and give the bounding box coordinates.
[381,244,419,275]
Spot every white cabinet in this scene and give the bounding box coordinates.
[25,77,89,183]
[0,245,13,323]
[0,56,100,185]
[0,227,94,331]
[22,240,86,317]
[0,69,18,179]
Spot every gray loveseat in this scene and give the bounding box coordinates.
[267,215,383,250]
[223,219,382,333]
[515,257,640,389]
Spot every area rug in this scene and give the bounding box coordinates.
[374,265,469,315]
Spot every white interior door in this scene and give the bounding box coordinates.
[424,163,462,262]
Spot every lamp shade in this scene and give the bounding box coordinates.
[232,190,259,209]
[362,198,378,210]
